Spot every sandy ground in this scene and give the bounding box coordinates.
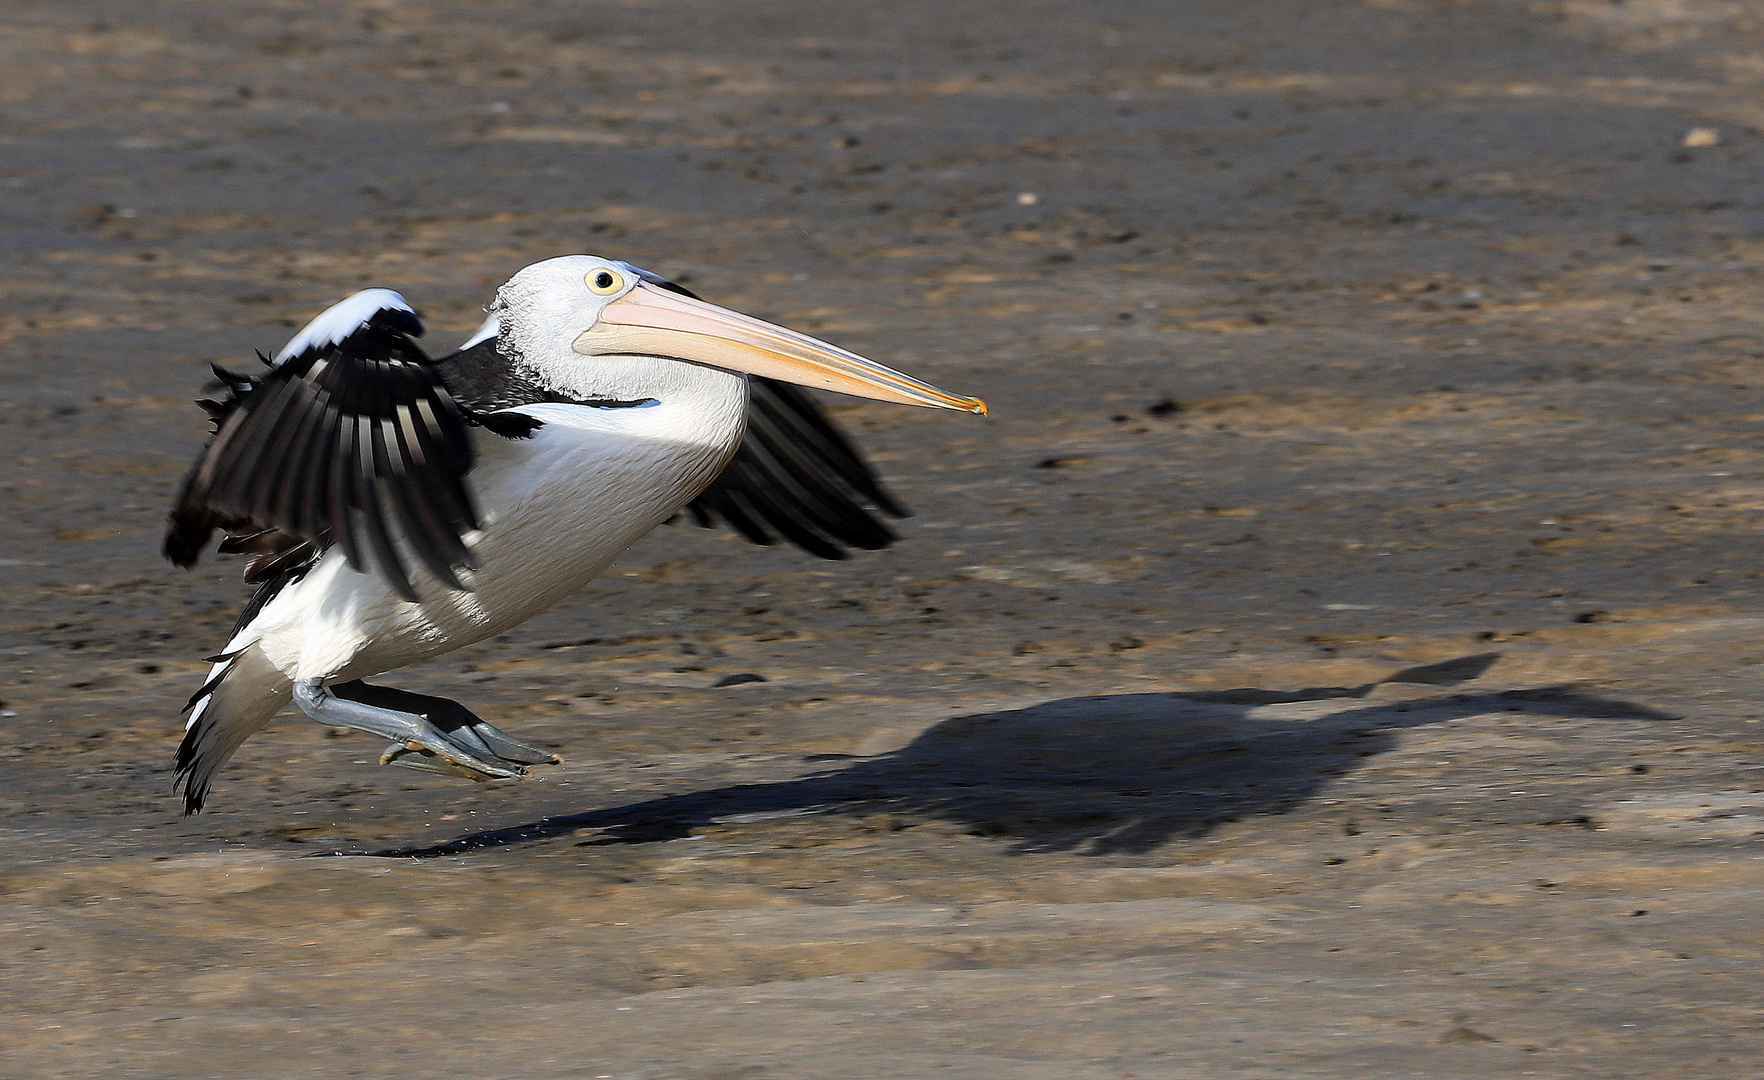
[5,1,1764,1076]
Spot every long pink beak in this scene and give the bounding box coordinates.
[572,281,988,414]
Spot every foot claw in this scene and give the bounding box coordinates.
[463,722,562,766]
[308,679,561,783]
[378,721,558,780]
[381,744,526,781]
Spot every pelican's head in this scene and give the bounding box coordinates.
[488,255,987,414]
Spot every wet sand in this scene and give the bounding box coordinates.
[4,1,1764,1076]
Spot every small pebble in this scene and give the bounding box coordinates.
[713,673,767,688]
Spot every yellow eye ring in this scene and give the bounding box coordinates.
[587,268,625,295]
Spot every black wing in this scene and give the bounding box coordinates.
[627,275,910,561]
[686,377,909,560]
[162,291,483,601]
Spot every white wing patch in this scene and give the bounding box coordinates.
[274,288,415,366]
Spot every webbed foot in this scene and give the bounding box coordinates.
[295,679,560,782]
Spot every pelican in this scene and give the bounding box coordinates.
[163,255,986,812]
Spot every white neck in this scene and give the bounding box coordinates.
[530,349,748,409]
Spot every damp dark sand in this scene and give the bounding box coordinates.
[5,3,1764,1076]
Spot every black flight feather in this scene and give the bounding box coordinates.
[629,277,910,560]
[684,376,908,560]
[163,292,511,598]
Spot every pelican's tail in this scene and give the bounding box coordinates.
[174,641,291,814]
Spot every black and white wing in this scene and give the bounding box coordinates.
[685,376,908,560]
[163,289,484,601]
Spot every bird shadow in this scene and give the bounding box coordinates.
[364,652,1676,859]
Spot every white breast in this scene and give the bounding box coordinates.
[249,373,749,682]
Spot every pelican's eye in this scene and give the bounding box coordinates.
[587,268,625,295]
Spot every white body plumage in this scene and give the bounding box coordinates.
[245,371,747,683]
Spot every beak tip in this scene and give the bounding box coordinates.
[969,399,990,416]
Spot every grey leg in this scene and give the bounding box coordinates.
[293,679,551,781]
[331,681,561,774]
